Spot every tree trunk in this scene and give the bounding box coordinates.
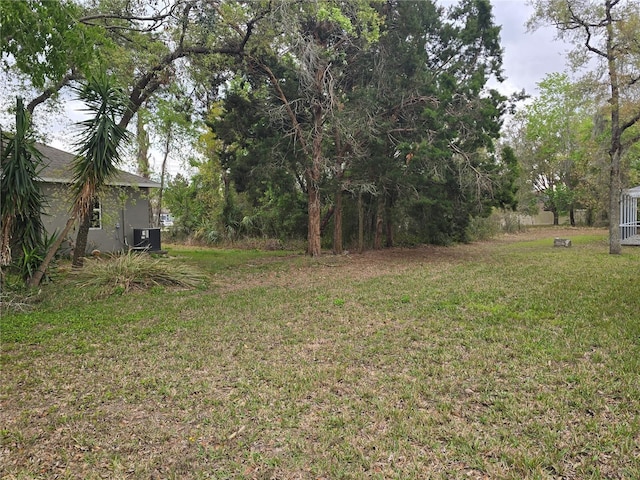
[586,207,594,227]
[136,113,154,224]
[307,168,322,256]
[385,196,393,248]
[553,209,559,226]
[136,113,151,178]
[374,194,384,249]
[320,205,334,236]
[156,129,171,227]
[332,126,347,255]
[606,5,622,255]
[72,211,91,267]
[385,217,393,248]
[307,99,323,257]
[358,192,364,254]
[333,189,343,254]
[0,216,13,268]
[29,216,76,288]
[569,208,576,227]
[608,149,622,254]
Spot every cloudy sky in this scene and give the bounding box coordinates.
[487,0,571,96]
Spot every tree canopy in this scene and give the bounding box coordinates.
[512,73,596,225]
[529,0,640,253]
[199,0,509,252]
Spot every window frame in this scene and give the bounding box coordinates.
[89,199,102,230]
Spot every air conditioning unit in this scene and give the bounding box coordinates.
[132,228,161,251]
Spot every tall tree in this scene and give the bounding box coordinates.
[136,110,152,179]
[493,145,521,212]
[145,82,199,227]
[349,0,505,246]
[515,73,592,225]
[2,0,269,130]
[529,0,640,253]
[250,0,382,256]
[205,78,308,241]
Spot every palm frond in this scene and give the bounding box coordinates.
[1,98,47,266]
[70,74,131,217]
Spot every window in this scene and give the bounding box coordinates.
[90,199,102,229]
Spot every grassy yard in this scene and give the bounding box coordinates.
[1,228,639,479]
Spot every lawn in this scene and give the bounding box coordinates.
[1,228,639,479]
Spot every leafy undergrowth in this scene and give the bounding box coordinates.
[1,228,639,479]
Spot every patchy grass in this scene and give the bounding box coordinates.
[1,229,639,479]
[165,244,300,275]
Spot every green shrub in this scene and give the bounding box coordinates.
[466,215,501,241]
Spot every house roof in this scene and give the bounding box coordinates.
[624,186,640,198]
[36,142,161,188]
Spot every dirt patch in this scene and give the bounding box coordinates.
[216,227,607,293]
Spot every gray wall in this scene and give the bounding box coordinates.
[41,183,154,253]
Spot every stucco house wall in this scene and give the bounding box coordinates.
[41,183,154,253]
[36,143,160,254]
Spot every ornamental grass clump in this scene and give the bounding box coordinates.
[78,251,207,292]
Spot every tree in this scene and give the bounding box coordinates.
[29,74,130,286]
[1,98,47,283]
[135,109,152,179]
[204,79,309,242]
[2,0,269,131]
[529,0,640,253]
[70,74,131,267]
[135,108,154,224]
[163,163,225,241]
[249,0,382,256]
[347,0,505,246]
[492,145,521,212]
[208,0,506,251]
[144,82,199,227]
[514,73,592,225]
[0,0,106,112]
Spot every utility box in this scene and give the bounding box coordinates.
[133,228,161,251]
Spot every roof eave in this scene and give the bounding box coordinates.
[624,186,640,198]
[39,177,161,188]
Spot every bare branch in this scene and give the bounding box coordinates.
[565,2,608,58]
[79,12,172,24]
[27,70,81,114]
[256,60,311,156]
[621,109,640,133]
[78,3,179,33]
[211,3,269,52]
[119,25,260,130]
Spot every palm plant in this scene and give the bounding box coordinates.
[1,97,47,285]
[71,74,130,267]
[29,74,130,287]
